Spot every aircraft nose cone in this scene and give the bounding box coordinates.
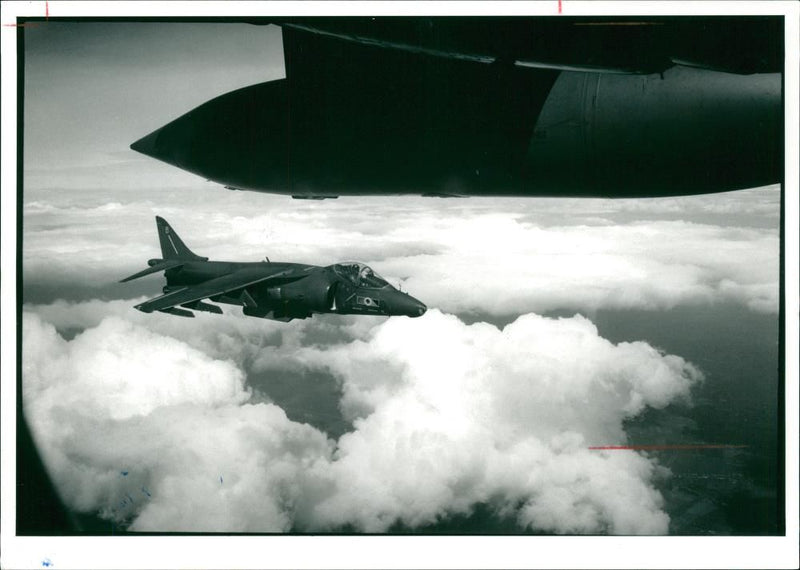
[130,116,193,170]
[387,291,427,318]
[130,128,162,159]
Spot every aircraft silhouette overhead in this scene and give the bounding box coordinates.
[122,217,426,322]
[131,17,782,199]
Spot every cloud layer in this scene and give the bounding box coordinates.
[24,304,702,533]
[23,187,780,314]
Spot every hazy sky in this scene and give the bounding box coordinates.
[24,22,284,189]
[16,18,783,547]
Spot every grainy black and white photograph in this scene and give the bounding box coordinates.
[2,2,798,569]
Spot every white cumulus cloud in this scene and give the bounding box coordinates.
[23,305,702,534]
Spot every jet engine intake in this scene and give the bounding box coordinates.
[260,272,335,313]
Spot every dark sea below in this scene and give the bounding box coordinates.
[594,303,781,535]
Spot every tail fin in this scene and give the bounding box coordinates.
[156,216,207,261]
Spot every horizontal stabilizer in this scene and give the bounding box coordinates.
[120,259,185,283]
[157,307,195,318]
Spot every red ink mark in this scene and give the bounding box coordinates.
[589,444,748,451]
[574,22,664,26]
[558,0,562,14]
[3,1,48,27]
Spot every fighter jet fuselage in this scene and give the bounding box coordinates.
[122,217,426,321]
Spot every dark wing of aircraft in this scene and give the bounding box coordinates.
[278,17,782,75]
[134,267,305,314]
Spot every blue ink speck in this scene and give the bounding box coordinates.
[220,476,223,484]
[42,559,53,568]
[141,486,151,497]
[121,471,128,477]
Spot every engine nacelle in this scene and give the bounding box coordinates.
[260,271,335,313]
[131,28,781,199]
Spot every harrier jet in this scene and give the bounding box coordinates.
[121,217,426,322]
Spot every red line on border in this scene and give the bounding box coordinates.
[4,2,48,27]
[558,0,563,14]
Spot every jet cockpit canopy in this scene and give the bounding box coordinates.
[332,262,389,289]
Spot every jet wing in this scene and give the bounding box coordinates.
[279,18,782,76]
[134,267,305,314]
